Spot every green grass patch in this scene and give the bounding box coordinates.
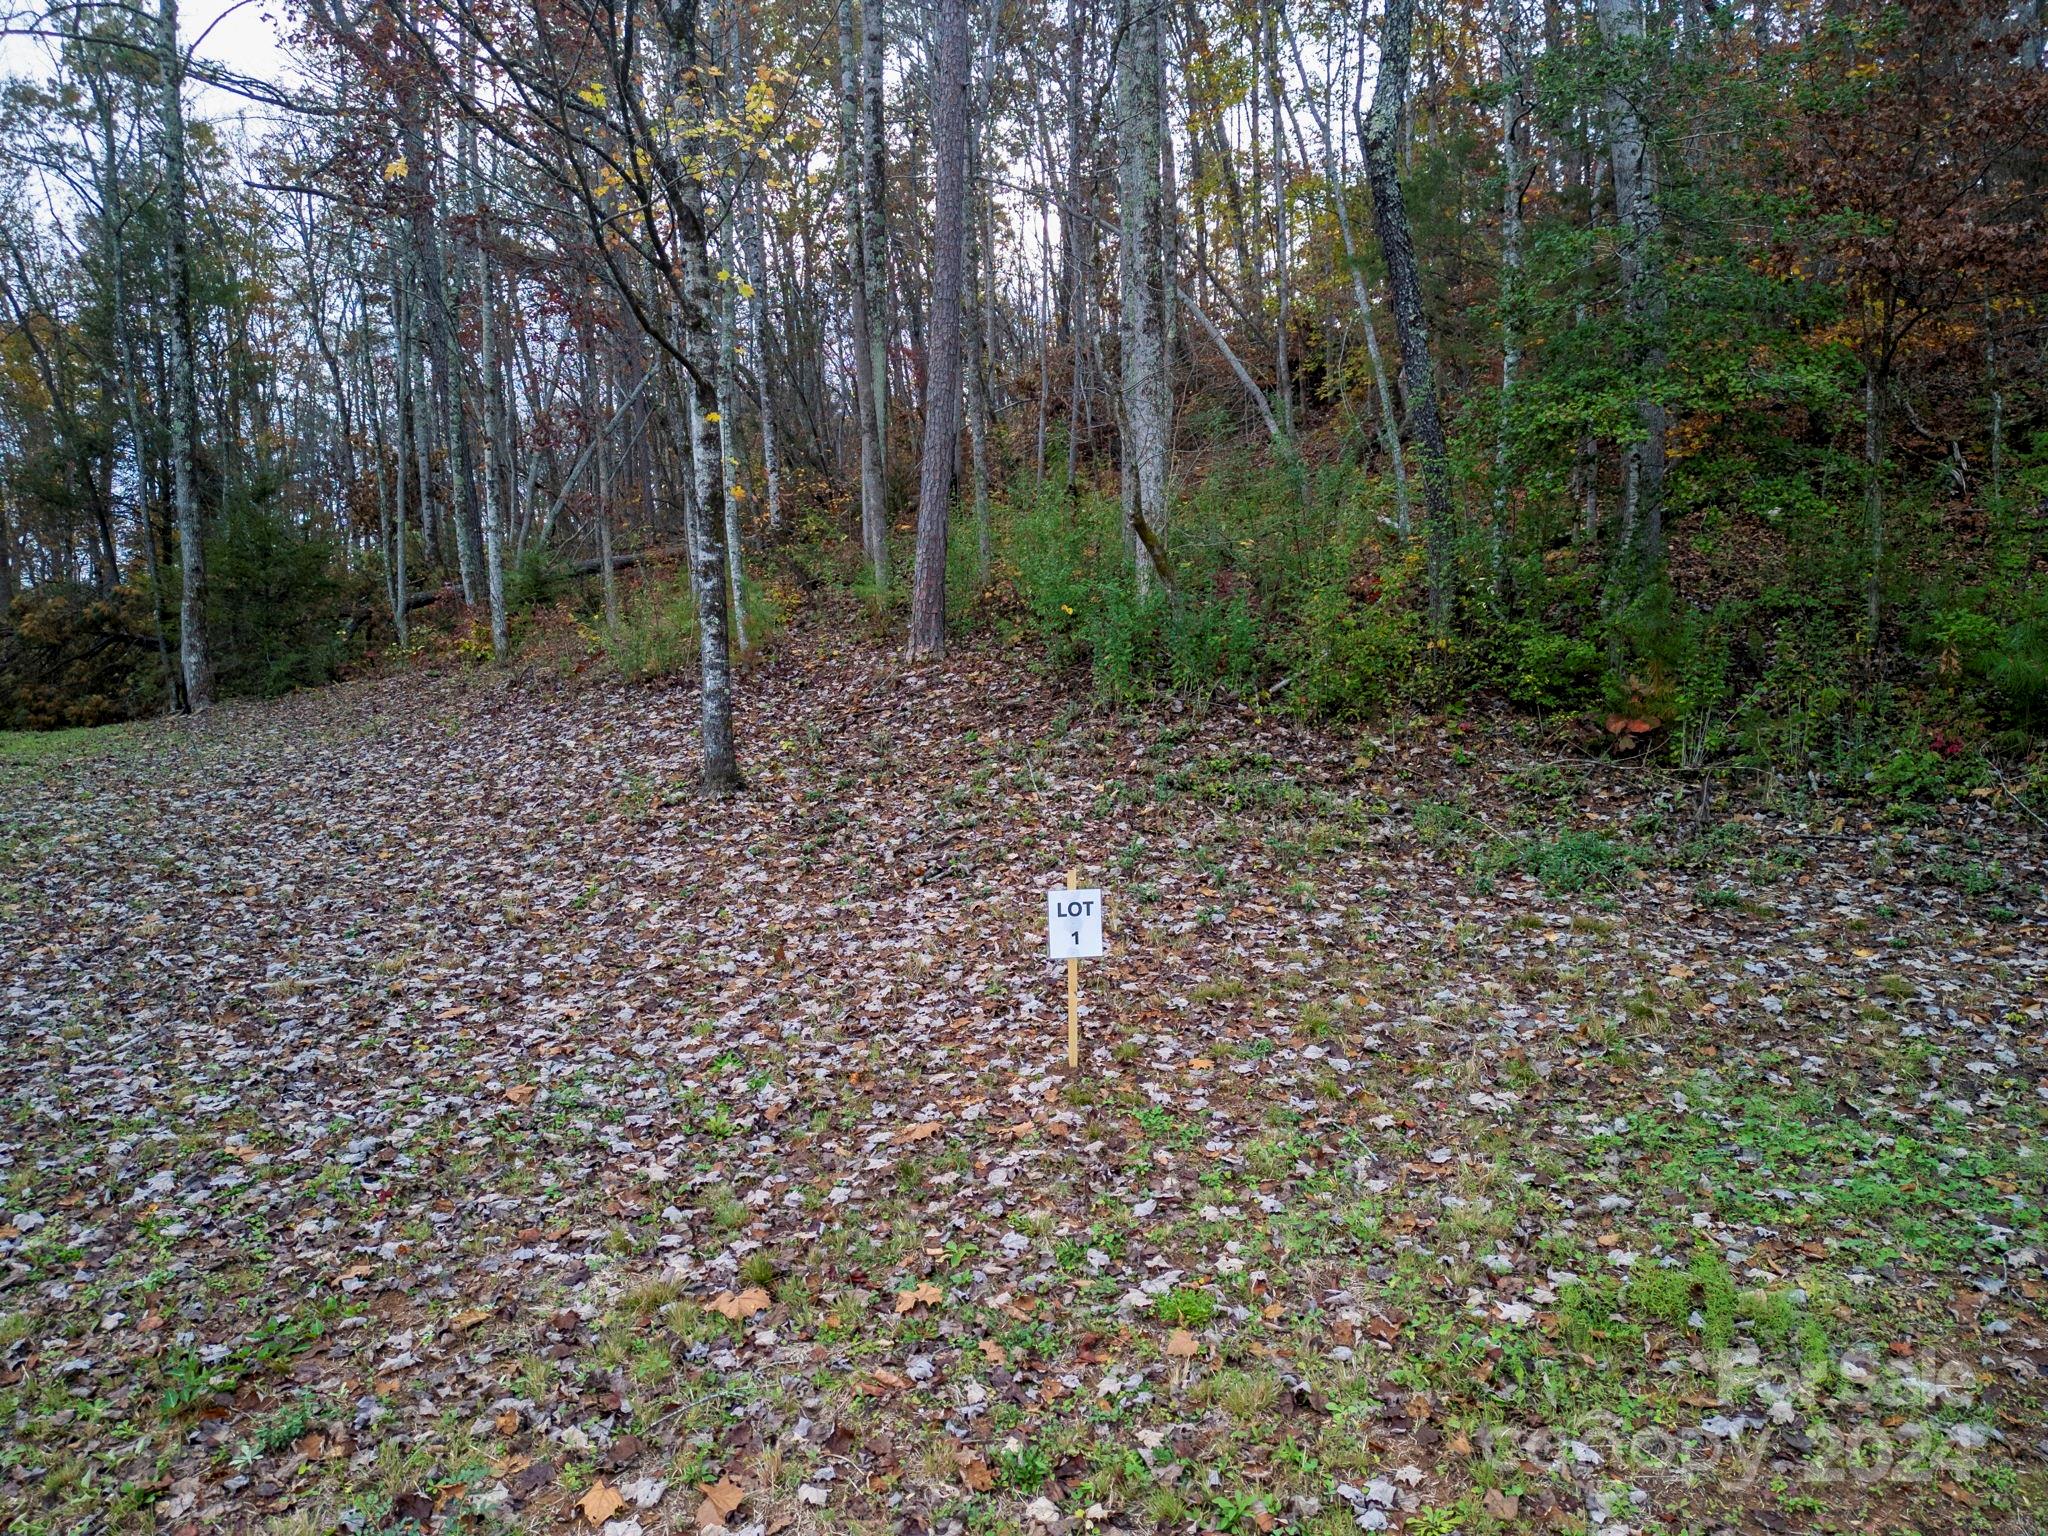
[0,723,142,767]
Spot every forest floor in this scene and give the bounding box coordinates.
[2,615,2046,1536]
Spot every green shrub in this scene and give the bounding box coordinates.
[506,545,568,611]
[0,583,163,728]
[1505,626,1603,710]
[1981,617,2048,729]
[596,573,780,682]
[600,577,701,682]
[1869,745,1983,804]
[1290,545,1428,718]
[1005,485,1263,703]
[205,506,354,698]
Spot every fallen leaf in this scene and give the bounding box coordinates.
[578,1480,625,1526]
[695,1477,744,1529]
[894,1281,942,1314]
[504,1084,537,1106]
[891,1120,942,1144]
[1165,1328,1199,1359]
[703,1287,771,1319]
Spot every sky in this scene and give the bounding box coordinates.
[2,0,298,124]
[180,0,301,124]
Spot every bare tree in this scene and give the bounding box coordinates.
[1358,0,1454,630]
[839,0,889,585]
[1595,0,1666,568]
[907,0,971,659]
[159,0,212,708]
[1117,0,1170,591]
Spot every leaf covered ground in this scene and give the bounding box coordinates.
[2,623,2045,1536]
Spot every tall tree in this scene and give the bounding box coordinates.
[1358,0,1454,630]
[860,0,891,530]
[1117,0,1170,591]
[158,0,211,708]
[906,0,971,659]
[838,0,888,584]
[1595,0,1667,570]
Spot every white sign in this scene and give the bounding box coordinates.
[1047,888,1105,959]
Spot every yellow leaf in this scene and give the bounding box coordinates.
[382,155,408,181]
[696,1477,745,1527]
[578,1480,625,1526]
[894,1280,943,1313]
[704,1286,771,1319]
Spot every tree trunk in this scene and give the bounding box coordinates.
[159,0,213,710]
[1492,0,1529,576]
[966,0,998,581]
[1279,11,1409,530]
[861,0,891,494]
[391,244,411,650]
[1864,362,1885,642]
[395,103,482,603]
[669,0,741,790]
[1118,0,1171,594]
[1063,0,1089,492]
[96,72,182,707]
[1595,0,1667,570]
[841,0,890,587]
[1265,0,1293,440]
[478,240,509,662]
[714,234,749,651]
[907,0,972,660]
[407,255,441,572]
[580,309,620,631]
[1358,0,1455,631]
[746,182,784,540]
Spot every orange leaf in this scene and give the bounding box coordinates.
[894,1281,942,1314]
[704,1287,771,1320]
[504,1084,537,1106]
[578,1480,625,1526]
[696,1477,745,1528]
[891,1121,942,1145]
[1165,1328,1199,1359]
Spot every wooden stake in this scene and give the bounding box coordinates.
[1066,867,1080,1070]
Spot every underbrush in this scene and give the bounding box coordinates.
[922,455,2048,804]
[585,571,783,684]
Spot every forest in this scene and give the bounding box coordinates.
[0,0,2041,783]
[2,0,2047,1531]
